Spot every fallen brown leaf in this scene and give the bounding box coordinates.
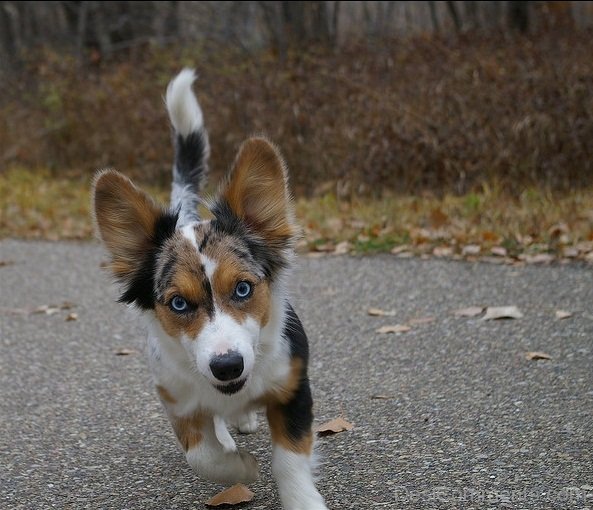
[525,351,552,361]
[555,310,572,320]
[65,313,78,322]
[491,246,507,257]
[482,306,523,320]
[205,484,254,507]
[462,244,481,256]
[523,253,554,264]
[306,252,326,259]
[562,247,579,258]
[452,306,484,317]
[408,317,435,325]
[313,242,335,253]
[114,348,137,356]
[367,307,396,317]
[32,305,60,316]
[432,246,453,257]
[0,260,15,267]
[376,324,411,334]
[315,417,354,436]
[333,240,352,255]
[391,245,411,255]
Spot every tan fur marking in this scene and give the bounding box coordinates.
[170,411,205,451]
[258,358,303,406]
[264,359,312,454]
[267,405,314,455]
[93,170,163,276]
[154,235,212,339]
[156,385,177,404]
[220,137,297,244]
[209,254,271,327]
[155,303,208,339]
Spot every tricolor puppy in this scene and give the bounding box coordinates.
[92,69,328,510]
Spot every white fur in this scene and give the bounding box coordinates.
[143,219,325,505]
[234,410,259,434]
[213,415,237,452]
[188,309,257,386]
[272,446,328,510]
[181,224,218,280]
[185,417,259,484]
[165,68,203,138]
[146,291,291,419]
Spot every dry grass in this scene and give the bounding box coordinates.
[2,168,593,263]
[1,31,592,196]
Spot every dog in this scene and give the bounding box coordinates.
[92,69,328,510]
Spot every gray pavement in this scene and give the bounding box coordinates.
[1,239,592,509]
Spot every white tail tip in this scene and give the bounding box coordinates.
[166,68,204,138]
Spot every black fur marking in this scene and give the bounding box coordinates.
[198,229,211,252]
[272,302,313,444]
[202,272,214,318]
[215,378,246,395]
[118,210,178,310]
[280,373,314,443]
[210,199,288,279]
[158,252,178,292]
[284,303,310,363]
[174,131,208,191]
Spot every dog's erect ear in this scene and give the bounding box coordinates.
[216,137,297,248]
[92,170,177,306]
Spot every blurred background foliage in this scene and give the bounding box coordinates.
[1,1,592,199]
[2,1,593,258]
[0,1,593,197]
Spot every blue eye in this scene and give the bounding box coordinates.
[234,281,252,300]
[170,295,189,313]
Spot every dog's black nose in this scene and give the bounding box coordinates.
[210,351,244,382]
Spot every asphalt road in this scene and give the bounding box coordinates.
[1,239,592,510]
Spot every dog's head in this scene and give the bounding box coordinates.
[93,138,297,394]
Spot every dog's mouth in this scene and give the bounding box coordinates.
[215,378,247,395]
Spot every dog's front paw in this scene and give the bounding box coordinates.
[234,410,258,434]
[233,448,260,484]
[186,447,259,485]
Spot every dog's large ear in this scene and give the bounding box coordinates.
[215,137,298,250]
[92,170,177,307]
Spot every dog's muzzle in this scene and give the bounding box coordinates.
[210,351,246,394]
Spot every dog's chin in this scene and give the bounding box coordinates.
[215,378,247,395]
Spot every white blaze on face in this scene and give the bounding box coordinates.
[191,309,258,385]
[179,223,259,385]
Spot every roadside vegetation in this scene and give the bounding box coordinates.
[1,29,592,263]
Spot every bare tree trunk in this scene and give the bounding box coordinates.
[483,0,502,30]
[310,0,330,43]
[445,0,462,32]
[282,1,306,43]
[508,1,530,32]
[76,1,89,61]
[259,1,287,59]
[384,1,396,36]
[331,0,340,45]
[464,1,479,30]
[428,1,440,32]
[90,1,112,55]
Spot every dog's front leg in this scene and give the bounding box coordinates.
[169,411,259,485]
[267,379,328,510]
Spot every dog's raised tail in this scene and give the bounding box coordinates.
[166,68,209,226]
